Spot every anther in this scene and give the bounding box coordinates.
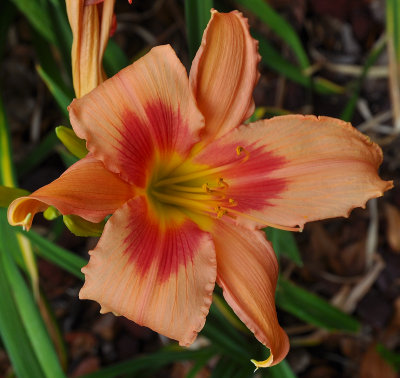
[202,183,212,193]
[215,206,227,218]
[228,198,237,206]
[236,146,250,162]
[217,177,229,189]
[236,146,244,155]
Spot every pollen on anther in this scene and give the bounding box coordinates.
[215,206,227,218]
[236,146,250,162]
[217,177,229,188]
[228,198,237,206]
[202,183,211,192]
[236,146,244,155]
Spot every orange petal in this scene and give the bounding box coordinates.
[69,45,205,188]
[8,155,133,230]
[212,220,289,366]
[194,115,392,229]
[80,196,216,345]
[66,0,115,97]
[189,10,260,141]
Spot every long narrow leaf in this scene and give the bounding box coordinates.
[264,360,296,378]
[21,229,86,280]
[256,32,343,95]
[0,256,45,378]
[341,37,386,121]
[185,0,213,60]
[0,248,65,378]
[277,278,360,332]
[0,1,16,59]
[82,347,217,378]
[265,228,303,267]
[16,130,59,177]
[235,0,309,68]
[10,0,55,43]
[387,0,400,131]
[0,94,65,377]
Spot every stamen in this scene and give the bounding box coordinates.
[155,147,250,188]
[215,206,227,218]
[220,207,303,232]
[151,191,219,212]
[217,177,229,189]
[164,190,224,201]
[228,198,237,206]
[236,145,250,162]
[167,184,208,193]
[202,183,211,193]
[22,213,32,231]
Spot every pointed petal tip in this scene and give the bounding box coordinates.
[251,353,273,371]
[8,196,46,231]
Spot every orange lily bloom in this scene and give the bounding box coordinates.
[8,10,392,367]
[66,0,116,98]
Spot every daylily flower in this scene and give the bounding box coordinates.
[8,10,392,367]
[66,0,116,98]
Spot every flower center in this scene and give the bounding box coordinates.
[146,148,301,232]
[147,146,248,220]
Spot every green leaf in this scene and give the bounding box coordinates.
[202,321,251,361]
[82,347,217,378]
[37,66,73,116]
[43,206,61,221]
[256,32,344,95]
[0,91,65,377]
[16,129,59,177]
[0,185,29,207]
[57,147,79,168]
[0,1,16,59]
[63,214,105,237]
[341,37,386,121]
[235,0,309,69]
[0,247,65,378]
[10,0,55,43]
[265,228,303,266]
[376,343,400,372]
[276,278,360,332]
[185,0,213,60]
[212,293,249,333]
[264,360,296,378]
[46,0,73,77]
[0,254,45,378]
[211,357,247,378]
[104,39,130,77]
[20,229,86,280]
[387,0,400,131]
[56,126,88,159]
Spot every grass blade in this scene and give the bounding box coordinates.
[16,129,59,177]
[184,0,213,60]
[82,347,217,378]
[341,36,386,121]
[20,229,86,280]
[10,0,55,43]
[256,32,343,95]
[0,256,45,378]
[235,0,309,68]
[0,247,66,378]
[265,228,303,267]
[277,278,360,332]
[264,360,296,378]
[0,94,65,377]
[387,0,400,131]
